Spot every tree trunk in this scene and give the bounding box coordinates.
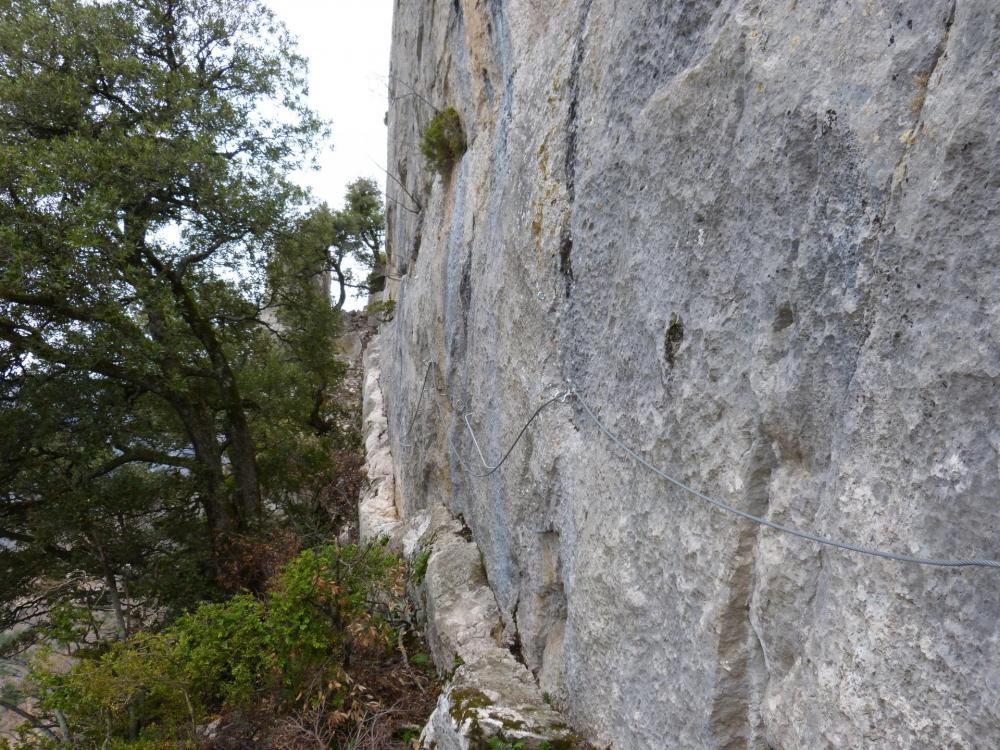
[332,262,347,310]
[224,407,262,526]
[129,217,263,531]
[92,536,129,640]
[0,699,60,742]
[174,397,235,536]
[159,268,263,526]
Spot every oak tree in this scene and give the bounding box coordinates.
[0,0,343,633]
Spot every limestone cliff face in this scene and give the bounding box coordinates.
[381,1,1000,747]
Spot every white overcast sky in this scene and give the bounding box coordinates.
[266,1,394,208]
[264,1,394,307]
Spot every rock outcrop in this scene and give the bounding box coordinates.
[360,340,575,748]
[380,1,1000,747]
[359,337,403,543]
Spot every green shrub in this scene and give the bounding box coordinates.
[18,543,406,748]
[420,107,467,175]
[367,297,396,323]
[172,594,270,708]
[31,632,193,747]
[29,596,269,746]
[267,542,403,687]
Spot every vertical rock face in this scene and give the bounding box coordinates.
[382,1,1000,747]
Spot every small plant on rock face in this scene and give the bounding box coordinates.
[367,297,396,323]
[411,547,432,583]
[420,107,467,175]
[486,738,526,750]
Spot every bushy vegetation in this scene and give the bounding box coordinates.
[5,543,435,749]
[419,107,467,176]
[0,0,434,746]
[366,298,397,323]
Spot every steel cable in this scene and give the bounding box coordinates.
[569,387,1000,569]
[461,393,569,477]
[393,358,1000,569]
[398,360,437,448]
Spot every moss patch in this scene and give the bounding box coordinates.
[450,687,494,723]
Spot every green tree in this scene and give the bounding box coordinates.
[273,178,385,311]
[0,0,344,634]
[0,0,326,534]
[332,177,385,284]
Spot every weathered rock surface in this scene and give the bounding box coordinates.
[359,337,403,543]
[359,344,575,748]
[382,1,1000,748]
[408,504,577,750]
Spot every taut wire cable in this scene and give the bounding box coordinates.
[393,359,1000,569]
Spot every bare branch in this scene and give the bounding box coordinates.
[0,699,60,742]
[370,159,422,213]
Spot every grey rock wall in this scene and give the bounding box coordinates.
[381,1,1000,747]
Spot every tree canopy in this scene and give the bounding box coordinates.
[0,2,426,746]
[273,178,385,311]
[0,0,352,637]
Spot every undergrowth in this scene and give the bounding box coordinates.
[4,543,438,750]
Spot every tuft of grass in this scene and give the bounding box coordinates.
[486,737,525,750]
[412,547,432,584]
[410,652,432,669]
[911,71,931,115]
[420,107,467,176]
